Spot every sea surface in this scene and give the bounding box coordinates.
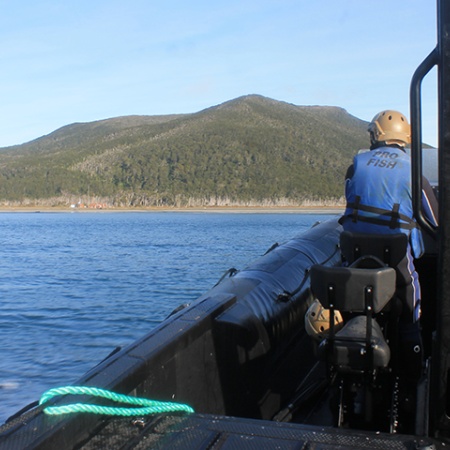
[0,211,338,423]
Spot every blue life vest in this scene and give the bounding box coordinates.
[341,147,424,258]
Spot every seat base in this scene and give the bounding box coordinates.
[318,316,391,372]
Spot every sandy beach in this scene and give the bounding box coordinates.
[0,205,344,214]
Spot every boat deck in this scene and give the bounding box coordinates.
[57,413,443,449]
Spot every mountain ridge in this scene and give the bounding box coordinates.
[0,95,369,207]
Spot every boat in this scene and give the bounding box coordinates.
[1,2,450,448]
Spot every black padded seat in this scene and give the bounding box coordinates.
[340,231,408,267]
[310,260,396,372]
[310,264,396,313]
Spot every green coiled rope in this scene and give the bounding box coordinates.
[39,386,195,416]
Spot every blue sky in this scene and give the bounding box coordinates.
[0,0,438,147]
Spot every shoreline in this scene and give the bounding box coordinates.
[0,205,344,214]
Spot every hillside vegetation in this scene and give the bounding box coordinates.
[0,95,369,207]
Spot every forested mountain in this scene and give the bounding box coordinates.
[0,95,369,207]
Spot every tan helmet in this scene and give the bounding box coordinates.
[368,110,411,146]
[305,299,344,342]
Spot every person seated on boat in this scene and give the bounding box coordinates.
[339,110,438,385]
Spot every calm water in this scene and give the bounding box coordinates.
[0,211,337,422]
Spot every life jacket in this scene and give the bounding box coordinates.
[341,147,424,258]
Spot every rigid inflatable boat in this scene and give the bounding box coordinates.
[1,2,450,448]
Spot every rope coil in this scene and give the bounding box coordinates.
[39,386,194,416]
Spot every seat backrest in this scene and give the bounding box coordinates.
[340,231,408,267]
[310,264,396,313]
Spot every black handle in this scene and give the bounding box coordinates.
[410,47,439,238]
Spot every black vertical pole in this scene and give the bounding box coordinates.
[433,0,450,437]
